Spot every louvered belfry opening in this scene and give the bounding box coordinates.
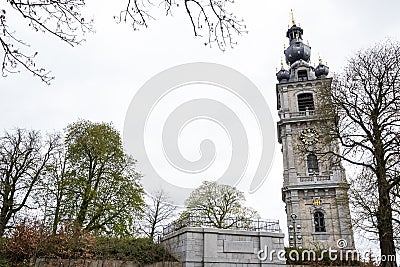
[297,93,314,112]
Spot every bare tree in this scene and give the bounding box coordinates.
[140,190,176,239]
[391,180,400,249]
[1,0,244,83]
[317,40,400,266]
[0,128,59,237]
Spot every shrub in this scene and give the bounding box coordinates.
[93,237,175,264]
[1,219,45,265]
[0,220,175,266]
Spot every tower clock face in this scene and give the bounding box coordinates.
[300,128,319,145]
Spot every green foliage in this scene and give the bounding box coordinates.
[0,238,11,267]
[183,181,259,228]
[0,121,145,238]
[0,258,11,267]
[0,120,162,264]
[61,120,145,236]
[94,237,175,264]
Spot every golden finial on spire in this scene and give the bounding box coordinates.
[284,43,286,50]
[280,58,284,68]
[318,54,323,63]
[290,9,296,25]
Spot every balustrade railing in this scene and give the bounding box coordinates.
[299,175,331,182]
[280,110,315,119]
[162,215,280,235]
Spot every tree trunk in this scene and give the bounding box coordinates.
[75,197,90,229]
[376,161,397,266]
[377,190,396,266]
[0,202,10,237]
[75,173,94,229]
[0,216,6,237]
[52,197,61,235]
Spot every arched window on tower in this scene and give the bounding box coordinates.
[314,211,326,232]
[297,93,315,113]
[307,154,319,174]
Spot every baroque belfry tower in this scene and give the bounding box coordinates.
[276,18,355,249]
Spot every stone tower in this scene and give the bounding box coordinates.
[276,20,355,249]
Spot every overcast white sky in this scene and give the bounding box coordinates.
[1,0,400,253]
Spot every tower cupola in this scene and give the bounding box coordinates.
[284,24,311,65]
[279,11,329,83]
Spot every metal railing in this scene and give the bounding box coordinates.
[162,215,281,236]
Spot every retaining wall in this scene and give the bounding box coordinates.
[161,227,286,267]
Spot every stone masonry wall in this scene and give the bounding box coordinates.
[161,227,286,267]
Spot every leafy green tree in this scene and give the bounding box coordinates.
[62,120,144,236]
[183,181,258,229]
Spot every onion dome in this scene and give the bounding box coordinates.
[284,24,311,65]
[276,59,290,83]
[276,67,290,83]
[315,58,329,78]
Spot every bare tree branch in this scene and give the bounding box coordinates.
[1,0,93,83]
[2,0,245,83]
[115,0,247,51]
[139,189,176,239]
